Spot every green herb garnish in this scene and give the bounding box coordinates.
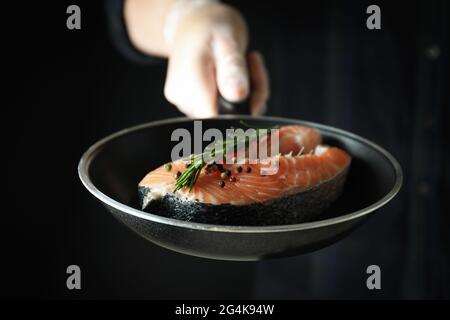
[173,122,276,192]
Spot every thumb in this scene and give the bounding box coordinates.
[212,27,249,102]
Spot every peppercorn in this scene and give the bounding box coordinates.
[164,163,172,171]
[220,169,231,179]
[236,166,243,173]
[174,171,181,178]
[245,166,252,173]
[229,176,236,182]
[219,180,225,188]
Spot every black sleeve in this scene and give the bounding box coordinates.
[104,0,166,65]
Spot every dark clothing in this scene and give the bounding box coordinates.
[105,0,163,64]
[107,0,450,298]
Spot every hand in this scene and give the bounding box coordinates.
[163,3,269,117]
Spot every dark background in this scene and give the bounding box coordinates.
[2,0,449,299]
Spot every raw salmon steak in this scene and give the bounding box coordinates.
[138,125,351,225]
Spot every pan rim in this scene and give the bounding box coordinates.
[78,115,403,233]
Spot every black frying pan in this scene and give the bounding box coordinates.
[78,114,402,261]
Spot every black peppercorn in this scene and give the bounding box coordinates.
[220,169,231,179]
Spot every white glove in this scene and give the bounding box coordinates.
[163,1,269,117]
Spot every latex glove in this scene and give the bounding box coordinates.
[163,2,269,117]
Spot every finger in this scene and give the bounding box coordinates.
[248,51,270,115]
[164,48,218,118]
[212,26,249,102]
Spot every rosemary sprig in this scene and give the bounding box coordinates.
[173,124,274,193]
[173,154,204,193]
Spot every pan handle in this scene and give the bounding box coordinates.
[218,95,251,115]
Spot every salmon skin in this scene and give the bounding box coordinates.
[138,125,351,226]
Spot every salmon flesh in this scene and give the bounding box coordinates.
[138,125,351,225]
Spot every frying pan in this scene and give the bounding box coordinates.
[78,115,402,261]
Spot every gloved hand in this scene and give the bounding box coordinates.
[125,0,269,118]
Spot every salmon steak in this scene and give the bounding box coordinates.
[138,125,351,226]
